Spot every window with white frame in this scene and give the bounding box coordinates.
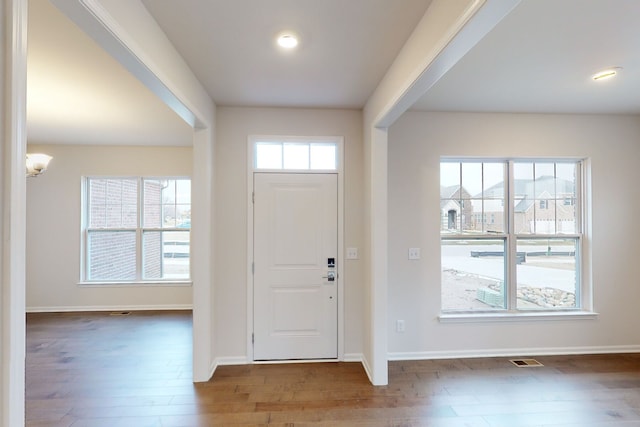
[440,159,583,312]
[254,140,338,170]
[83,177,191,282]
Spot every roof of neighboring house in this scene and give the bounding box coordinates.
[440,177,574,213]
[482,176,574,198]
[440,185,461,199]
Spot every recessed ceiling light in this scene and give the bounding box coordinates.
[592,67,622,81]
[276,33,299,49]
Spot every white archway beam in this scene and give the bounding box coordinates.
[366,0,521,128]
[50,0,214,129]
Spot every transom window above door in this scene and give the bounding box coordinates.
[253,139,338,171]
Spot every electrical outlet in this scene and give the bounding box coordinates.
[396,319,405,332]
[408,247,421,260]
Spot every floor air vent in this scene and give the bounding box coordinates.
[109,311,132,316]
[510,359,543,367]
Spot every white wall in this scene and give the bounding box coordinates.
[26,144,193,311]
[388,111,640,357]
[214,106,364,361]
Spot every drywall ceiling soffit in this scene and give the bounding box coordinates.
[412,0,640,114]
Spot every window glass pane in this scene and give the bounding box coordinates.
[514,162,535,200]
[460,163,480,233]
[441,162,506,235]
[176,205,191,229]
[163,180,176,204]
[489,202,504,233]
[121,179,138,205]
[482,163,504,198]
[90,203,106,228]
[161,180,177,228]
[557,201,576,234]
[461,163,482,197]
[534,199,556,234]
[513,164,533,234]
[88,231,136,281]
[143,180,163,228]
[535,162,556,194]
[516,238,577,309]
[442,239,506,311]
[88,178,137,229]
[256,143,283,169]
[143,231,190,280]
[556,163,577,234]
[143,179,191,229]
[440,162,460,188]
[106,204,122,228]
[310,144,337,170]
[176,179,191,204]
[88,179,107,228]
[440,162,461,233]
[163,203,177,228]
[513,196,532,234]
[534,164,556,234]
[482,163,505,233]
[283,143,309,169]
[557,163,577,195]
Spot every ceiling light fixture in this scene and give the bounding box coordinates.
[592,67,622,81]
[277,33,299,49]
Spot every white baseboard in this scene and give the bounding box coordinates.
[360,354,374,384]
[215,356,250,366]
[343,352,363,363]
[388,345,640,361]
[26,304,193,313]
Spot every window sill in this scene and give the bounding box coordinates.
[78,281,192,288]
[439,310,598,323]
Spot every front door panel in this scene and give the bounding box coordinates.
[253,173,338,360]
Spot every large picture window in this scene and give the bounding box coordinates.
[440,160,582,312]
[83,177,191,283]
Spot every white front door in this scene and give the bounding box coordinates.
[253,173,338,360]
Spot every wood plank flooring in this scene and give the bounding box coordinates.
[26,311,640,426]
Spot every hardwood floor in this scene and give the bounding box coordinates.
[26,311,640,426]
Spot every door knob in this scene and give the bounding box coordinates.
[322,271,336,281]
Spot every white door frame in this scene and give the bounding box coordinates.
[247,135,344,362]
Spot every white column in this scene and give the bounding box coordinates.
[368,127,389,385]
[1,0,28,426]
[192,126,215,381]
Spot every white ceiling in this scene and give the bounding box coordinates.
[26,0,640,147]
[140,0,433,109]
[412,0,640,114]
[27,0,193,146]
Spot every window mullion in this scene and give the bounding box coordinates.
[506,160,517,310]
[553,163,558,234]
[137,178,143,281]
[576,161,585,308]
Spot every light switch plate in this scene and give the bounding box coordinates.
[408,247,421,260]
[346,247,359,260]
